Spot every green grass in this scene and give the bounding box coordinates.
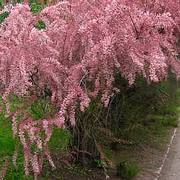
[3,152,33,180]
[29,98,55,120]
[0,116,15,157]
[0,95,71,179]
[48,127,72,153]
[116,161,140,180]
[0,98,33,180]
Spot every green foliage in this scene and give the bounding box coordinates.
[94,159,104,168]
[0,96,15,157]
[35,20,46,30]
[65,164,88,176]
[29,98,54,120]
[72,72,180,175]
[0,11,9,24]
[3,151,33,180]
[0,98,32,179]
[30,3,43,13]
[0,96,63,178]
[109,73,180,145]
[8,95,24,112]
[0,116,15,157]
[103,146,113,160]
[17,0,23,3]
[48,127,72,153]
[116,161,140,180]
[145,114,178,128]
[0,0,3,7]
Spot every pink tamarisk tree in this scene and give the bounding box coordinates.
[0,0,180,177]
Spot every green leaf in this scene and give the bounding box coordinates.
[35,20,46,30]
[30,3,43,13]
[0,11,10,24]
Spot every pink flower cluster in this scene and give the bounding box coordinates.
[0,0,179,176]
[18,116,61,176]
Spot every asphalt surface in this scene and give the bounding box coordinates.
[159,127,180,180]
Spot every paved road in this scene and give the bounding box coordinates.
[159,127,180,180]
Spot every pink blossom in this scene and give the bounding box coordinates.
[0,0,179,176]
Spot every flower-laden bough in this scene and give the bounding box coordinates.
[0,0,179,177]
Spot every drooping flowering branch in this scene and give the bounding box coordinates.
[0,0,179,177]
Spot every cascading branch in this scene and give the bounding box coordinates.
[0,0,179,177]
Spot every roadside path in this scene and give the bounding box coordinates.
[158,126,180,180]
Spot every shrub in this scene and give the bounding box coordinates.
[0,0,179,177]
[116,161,140,180]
